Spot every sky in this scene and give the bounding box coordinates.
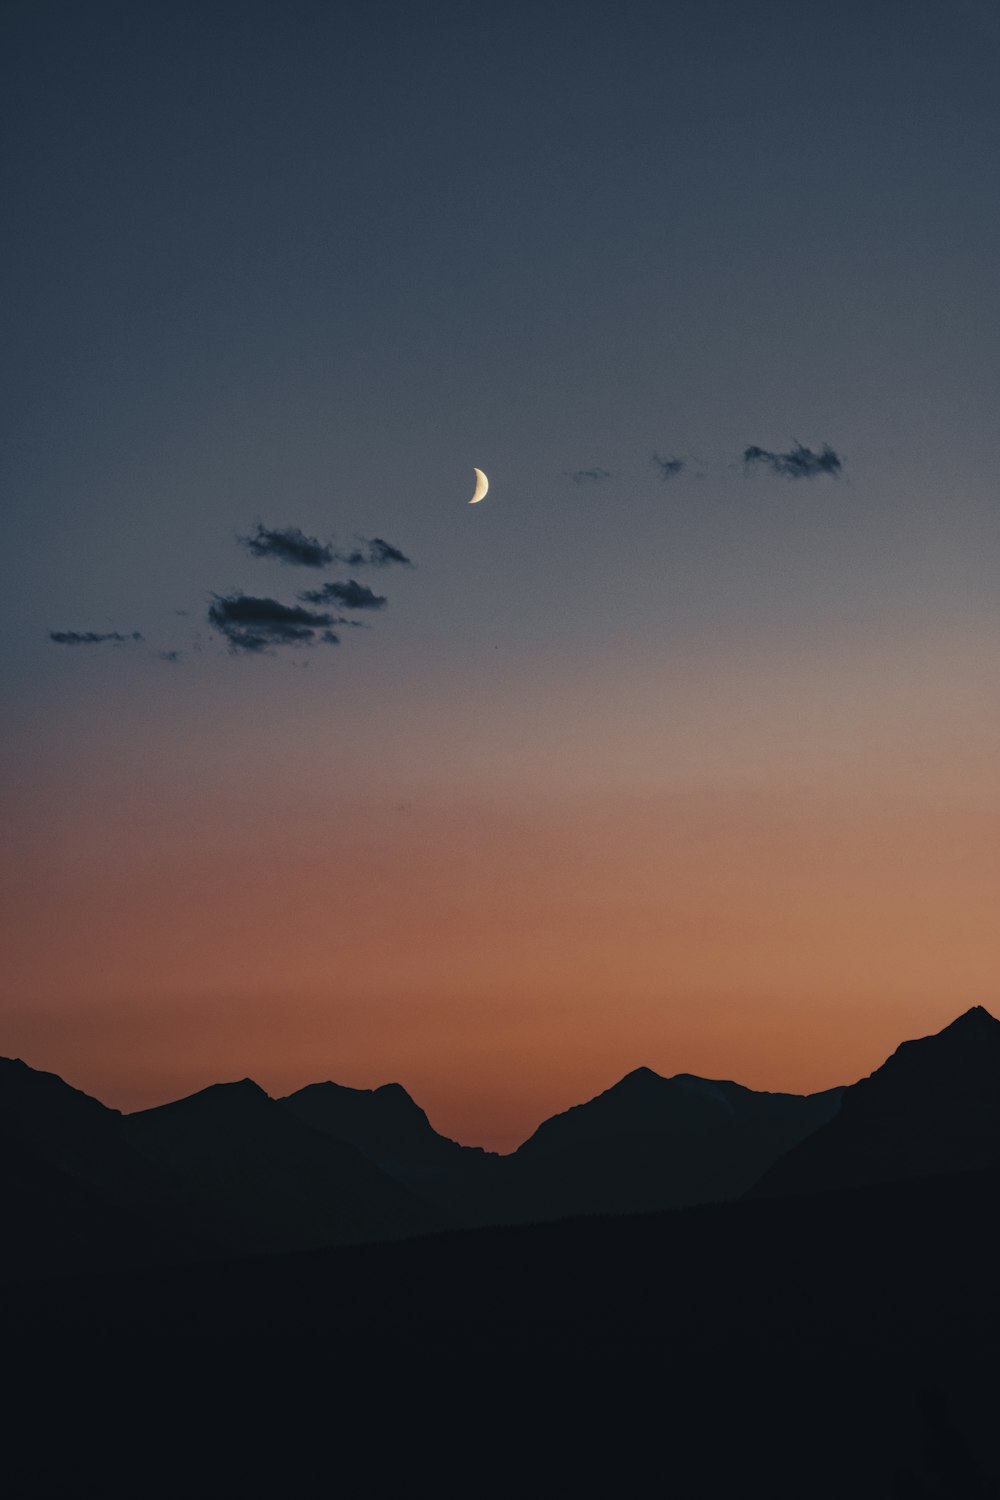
[1,0,997,1150]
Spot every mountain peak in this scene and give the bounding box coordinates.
[375,1082,416,1102]
[128,1078,270,1125]
[196,1078,268,1101]
[619,1066,664,1086]
[749,1004,1000,1200]
[280,1076,483,1173]
[882,1006,1000,1073]
[0,1054,121,1119]
[939,1005,998,1036]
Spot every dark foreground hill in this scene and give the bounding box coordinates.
[2,1159,998,1498]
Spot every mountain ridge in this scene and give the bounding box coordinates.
[749,1004,1000,1199]
[3,1003,997,1276]
[125,1072,442,1251]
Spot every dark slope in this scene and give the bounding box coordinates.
[280,1078,492,1170]
[4,1012,1000,1494]
[471,1066,842,1223]
[750,1005,1000,1199]
[125,1079,443,1251]
[0,1055,171,1208]
[279,1078,495,1209]
[0,1057,213,1278]
[2,1161,998,1499]
[0,1108,187,1282]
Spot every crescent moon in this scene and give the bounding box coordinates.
[469,468,489,505]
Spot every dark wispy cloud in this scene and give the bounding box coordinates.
[208,594,339,653]
[651,452,685,480]
[49,630,143,645]
[338,537,413,568]
[742,442,842,479]
[568,467,612,484]
[159,650,182,663]
[237,523,411,571]
[239,523,335,567]
[298,579,387,610]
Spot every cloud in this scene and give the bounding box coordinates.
[568,467,612,484]
[651,452,685,480]
[239,524,335,567]
[159,650,182,663]
[339,537,413,568]
[49,630,143,645]
[207,594,339,653]
[742,443,842,479]
[238,525,412,570]
[298,579,387,610]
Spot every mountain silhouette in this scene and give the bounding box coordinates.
[280,1079,495,1211]
[469,1066,843,1224]
[0,1057,212,1279]
[5,1004,999,1274]
[125,1077,442,1251]
[3,1009,1000,1497]
[749,1005,1000,1199]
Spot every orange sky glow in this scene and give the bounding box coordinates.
[4,640,995,1151]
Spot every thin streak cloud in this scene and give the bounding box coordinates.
[49,630,143,645]
[568,468,612,484]
[299,580,387,610]
[239,524,335,568]
[742,443,842,479]
[339,537,413,569]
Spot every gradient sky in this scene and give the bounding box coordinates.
[2,0,998,1150]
